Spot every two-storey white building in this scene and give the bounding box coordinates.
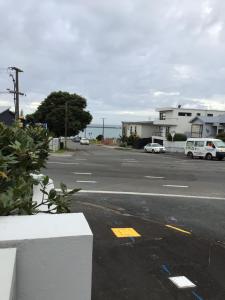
[152,107,225,141]
[122,106,225,143]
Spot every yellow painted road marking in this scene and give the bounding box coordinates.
[111,228,141,238]
[165,225,192,235]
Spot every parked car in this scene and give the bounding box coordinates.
[80,138,90,145]
[72,136,81,142]
[144,143,166,153]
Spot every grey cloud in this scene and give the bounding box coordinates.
[0,0,225,123]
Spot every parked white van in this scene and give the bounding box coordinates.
[185,138,225,160]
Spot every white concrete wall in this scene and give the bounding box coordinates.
[141,125,155,138]
[49,138,59,152]
[0,213,93,300]
[164,141,186,153]
[0,248,16,300]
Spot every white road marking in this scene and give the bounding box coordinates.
[76,181,97,183]
[73,172,92,175]
[50,154,72,157]
[122,159,137,161]
[163,185,189,188]
[47,162,79,165]
[75,158,87,161]
[54,189,225,200]
[145,176,165,179]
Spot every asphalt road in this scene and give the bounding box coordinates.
[45,142,225,299]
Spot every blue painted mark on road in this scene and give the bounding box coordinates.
[161,264,171,276]
[192,291,204,300]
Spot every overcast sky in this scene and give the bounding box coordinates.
[1,0,225,124]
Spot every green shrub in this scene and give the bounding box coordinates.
[0,123,78,215]
[167,133,187,141]
[96,134,103,141]
[216,132,225,142]
[127,134,140,146]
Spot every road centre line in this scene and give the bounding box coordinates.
[165,225,192,235]
[47,162,80,165]
[76,181,97,183]
[163,184,189,188]
[145,176,165,179]
[75,158,87,161]
[54,189,225,201]
[73,172,92,175]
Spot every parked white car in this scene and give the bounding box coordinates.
[80,138,90,145]
[144,143,166,153]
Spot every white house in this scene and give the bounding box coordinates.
[189,114,225,138]
[152,107,225,142]
[122,121,159,138]
[122,106,225,143]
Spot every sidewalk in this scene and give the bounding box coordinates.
[99,144,186,158]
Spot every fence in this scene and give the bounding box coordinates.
[164,141,186,153]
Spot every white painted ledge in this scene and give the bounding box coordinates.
[0,248,16,300]
[0,213,93,300]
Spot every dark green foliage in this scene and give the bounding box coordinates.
[119,134,140,147]
[26,91,92,137]
[0,123,77,215]
[216,132,225,142]
[96,134,103,141]
[167,133,187,141]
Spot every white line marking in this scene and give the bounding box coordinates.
[73,172,92,175]
[163,185,189,188]
[122,159,137,161]
[50,154,72,157]
[76,181,97,183]
[54,189,225,200]
[145,176,165,179]
[47,162,79,165]
[75,159,87,161]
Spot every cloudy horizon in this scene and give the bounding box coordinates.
[1,0,225,124]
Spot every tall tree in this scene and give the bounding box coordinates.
[26,91,92,137]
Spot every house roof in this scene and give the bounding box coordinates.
[190,114,225,124]
[122,121,153,125]
[0,106,11,114]
[156,107,225,113]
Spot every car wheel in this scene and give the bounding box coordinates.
[187,151,193,159]
[205,153,213,160]
[144,148,148,153]
[152,149,155,153]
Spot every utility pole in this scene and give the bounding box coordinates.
[8,67,24,121]
[65,102,68,149]
[102,118,105,140]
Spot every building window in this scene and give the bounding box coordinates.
[197,113,201,116]
[178,112,192,117]
[159,112,166,120]
[134,126,137,135]
[166,127,170,136]
[191,124,203,137]
[207,114,213,117]
[130,126,133,135]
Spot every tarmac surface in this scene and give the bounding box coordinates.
[45,142,225,299]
